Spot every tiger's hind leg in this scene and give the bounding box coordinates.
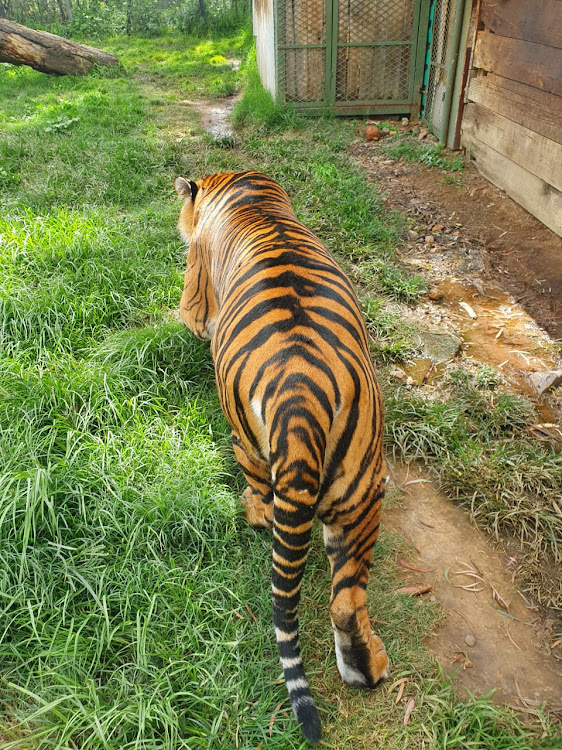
[231,432,273,529]
[322,480,390,689]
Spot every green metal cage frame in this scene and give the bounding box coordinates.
[275,0,433,117]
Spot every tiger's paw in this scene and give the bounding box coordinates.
[334,628,390,689]
[242,486,273,529]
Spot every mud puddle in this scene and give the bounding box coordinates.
[385,462,562,715]
[195,94,240,139]
[400,274,562,426]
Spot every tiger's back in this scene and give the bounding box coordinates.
[175,171,389,744]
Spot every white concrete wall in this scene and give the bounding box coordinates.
[253,0,277,98]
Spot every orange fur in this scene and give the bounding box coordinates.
[175,171,389,743]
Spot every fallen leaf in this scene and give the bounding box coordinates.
[398,560,435,573]
[451,570,484,581]
[269,701,285,737]
[452,610,478,638]
[244,602,258,623]
[369,617,390,626]
[395,679,408,704]
[404,698,415,727]
[488,600,522,622]
[459,301,477,319]
[395,585,432,596]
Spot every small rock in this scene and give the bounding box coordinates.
[465,634,476,648]
[425,235,435,244]
[418,127,429,140]
[401,117,409,127]
[389,367,407,381]
[406,376,416,387]
[407,229,419,241]
[381,127,391,135]
[529,370,562,397]
[414,330,462,362]
[428,287,444,301]
[366,124,381,141]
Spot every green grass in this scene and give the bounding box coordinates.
[383,134,465,172]
[0,32,559,750]
[385,366,562,610]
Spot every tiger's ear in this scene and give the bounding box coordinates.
[174,177,198,201]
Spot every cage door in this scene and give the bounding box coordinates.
[333,0,422,111]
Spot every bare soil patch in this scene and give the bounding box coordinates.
[351,139,562,341]
[386,462,562,717]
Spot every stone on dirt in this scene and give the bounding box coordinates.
[529,370,562,397]
[414,330,462,362]
[428,286,444,301]
[366,124,381,141]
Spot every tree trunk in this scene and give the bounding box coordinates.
[198,0,207,24]
[56,0,73,23]
[0,19,119,74]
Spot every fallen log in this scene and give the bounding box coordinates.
[0,19,119,75]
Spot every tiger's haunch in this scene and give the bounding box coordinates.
[175,171,389,743]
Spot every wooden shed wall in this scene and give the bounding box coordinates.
[461,0,562,236]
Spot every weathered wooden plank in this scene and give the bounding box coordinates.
[462,103,562,192]
[473,31,562,95]
[467,73,562,145]
[481,0,562,49]
[462,132,562,236]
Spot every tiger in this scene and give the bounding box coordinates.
[174,171,389,744]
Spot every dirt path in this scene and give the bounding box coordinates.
[351,139,562,341]
[350,133,562,713]
[386,463,562,716]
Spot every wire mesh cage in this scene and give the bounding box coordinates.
[278,0,328,103]
[423,0,465,141]
[275,0,426,114]
[335,0,415,103]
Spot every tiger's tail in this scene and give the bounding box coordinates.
[272,494,322,743]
